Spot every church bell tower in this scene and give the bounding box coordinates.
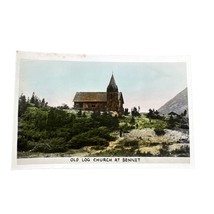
[107,74,119,111]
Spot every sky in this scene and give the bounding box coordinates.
[19,59,187,112]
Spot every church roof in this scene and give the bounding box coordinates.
[107,74,118,91]
[73,92,124,103]
[73,92,107,102]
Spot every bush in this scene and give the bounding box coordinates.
[68,127,113,149]
[30,138,67,153]
[154,128,166,136]
[171,145,190,157]
[18,96,119,155]
[135,150,154,157]
[130,116,135,124]
[180,124,189,129]
[94,147,138,157]
[92,112,119,130]
[122,139,139,148]
[17,137,35,152]
[91,145,107,150]
[69,135,109,149]
[158,143,170,157]
[167,115,176,129]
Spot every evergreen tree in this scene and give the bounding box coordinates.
[168,115,176,129]
[77,109,82,117]
[155,110,159,115]
[34,96,40,107]
[91,110,100,119]
[47,108,55,130]
[147,109,153,122]
[62,103,69,109]
[18,94,27,117]
[41,98,45,107]
[82,112,86,117]
[130,116,135,124]
[30,92,35,104]
[147,108,162,121]
[131,107,140,117]
[124,108,129,115]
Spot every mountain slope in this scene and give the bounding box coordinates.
[158,88,188,115]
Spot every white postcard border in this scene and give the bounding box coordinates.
[12,51,193,169]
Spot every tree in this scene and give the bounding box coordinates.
[130,116,135,124]
[47,108,69,130]
[131,107,140,117]
[124,108,130,116]
[34,96,40,107]
[35,109,48,131]
[18,94,27,117]
[147,109,162,122]
[91,110,100,119]
[62,103,69,109]
[41,98,45,107]
[57,103,69,109]
[147,109,153,122]
[77,109,82,117]
[167,115,176,129]
[154,110,159,115]
[90,111,119,131]
[30,92,35,104]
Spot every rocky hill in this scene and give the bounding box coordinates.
[158,88,188,115]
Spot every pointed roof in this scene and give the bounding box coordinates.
[107,74,118,92]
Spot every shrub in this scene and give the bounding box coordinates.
[31,138,67,153]
[158,143,170,157]
[91,145,107,150]
[135,150,154,157]
[171,145,190,157]
[91,112,119,130]
[167,115,176,129]
[68,127,112,149]
[154,128,166,136]
[122,139,139,148]
[180,124,189,129]
[17,137,35,152]
[93,147,137,157]
[68,136,109,149]
[130,116,135,124]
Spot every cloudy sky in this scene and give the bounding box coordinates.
[19,59,187,112]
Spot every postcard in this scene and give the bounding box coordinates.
[13,52,192,168]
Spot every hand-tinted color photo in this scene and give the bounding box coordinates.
[17,54,190,160]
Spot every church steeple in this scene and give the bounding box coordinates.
[106,74,119,112]
[107,74,118,92]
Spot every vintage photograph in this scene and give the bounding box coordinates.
[15,52,190,165]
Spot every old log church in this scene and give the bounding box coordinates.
[73,74,124,113]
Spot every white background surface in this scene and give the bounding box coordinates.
[0,0,213,214]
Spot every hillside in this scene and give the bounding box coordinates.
[18,92,190,158]
[158,88,188,115]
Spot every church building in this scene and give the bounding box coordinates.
[73,74,124,113]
